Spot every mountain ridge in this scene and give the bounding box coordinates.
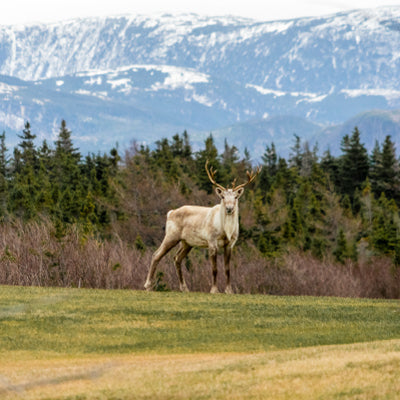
[1,7,400,156]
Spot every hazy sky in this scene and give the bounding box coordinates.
[0,0,399,25]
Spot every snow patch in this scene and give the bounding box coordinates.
[84,76,103,86]
[150,66,209,91]
[247,84,327,103]
[342,88,400,101]
[191,93,214,107]
[306,94,328,103]
[74,89,108,99]
[246,84,285,97]
[0,82,20,94]
[107,78,131,90]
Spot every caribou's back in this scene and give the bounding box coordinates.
[166,205,221,248]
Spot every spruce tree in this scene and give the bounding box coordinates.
[9,122,40,219]
[52,120,82,223]
[17,121,37,169]
[221,139,239,185]
[369,140,382,195]
[333,229,348,264]
[0,131,8,216]
[369,136,400,202]
[171,133,184,158]
[339,127,369,201]
[379,136,399,201]
[289,134,302,169]
[195,134,223,193]
[371,194,400,258]
[320,149,340,188]
[0,131,7,177]
[262,143,278,176]
[55,120,80,159]
[182,130,192,159]
[258,143,277,195]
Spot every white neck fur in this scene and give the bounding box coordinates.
[220,205,238,242]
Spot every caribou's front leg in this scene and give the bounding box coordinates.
[209,244,219,293]
[174,242,191,292]
[224,245,234,294]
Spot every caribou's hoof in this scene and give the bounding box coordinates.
[225,285,234,294]
[210,286,219,294]
[180,283,190,292]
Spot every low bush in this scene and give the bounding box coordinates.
[1,219,399,298]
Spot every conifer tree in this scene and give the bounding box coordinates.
[182,130,192,159]
[334,229,348,264]
[339,127,369,201]
[374,136,399,201]
[371,194,400,258]
[55,120,79,157]
[0,131,8,215]
[18,121,37,169]
[369,140,382,194]
[368,136,400,202]
[51,121,83,223]
[171,133,184,158]
[195,134,223,193]
[289,134,302,169]
[221,139,239,185]
[259,143,277,194]
[9,122,40,219]
[262,143,278,175]
[0,131,7,177]
[320,148,340,188]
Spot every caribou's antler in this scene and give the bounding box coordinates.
[205,160,225,191]
[233,166,262,190]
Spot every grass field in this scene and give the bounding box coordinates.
[0,285,399,399]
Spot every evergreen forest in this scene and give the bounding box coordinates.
[0,121,399,298]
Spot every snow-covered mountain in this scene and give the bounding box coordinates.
[1,7,400,156]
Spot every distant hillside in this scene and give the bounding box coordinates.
[312,110,400,155]
[211,116,322,159]
[1,8,400,155]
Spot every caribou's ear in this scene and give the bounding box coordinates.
[215,187,224,199]
[235,187,245,198]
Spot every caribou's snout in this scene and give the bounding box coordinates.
[226,206,234,215]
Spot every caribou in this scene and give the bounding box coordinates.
[144,160,261,293]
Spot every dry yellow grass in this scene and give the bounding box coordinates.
[1,339,399,399]
[1,287,400,399]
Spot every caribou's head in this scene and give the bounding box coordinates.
[205,160,261,215]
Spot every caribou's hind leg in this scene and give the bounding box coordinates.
[224,245,234,294]
[144,237,179,291]
[209,244,219,294]
[174,241,192,292]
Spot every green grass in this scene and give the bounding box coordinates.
[1,285,399,356]
[1,286,400,399]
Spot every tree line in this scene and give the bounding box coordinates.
[0,121,120,235]
[125,126,400,267]
[0,121,400,296]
